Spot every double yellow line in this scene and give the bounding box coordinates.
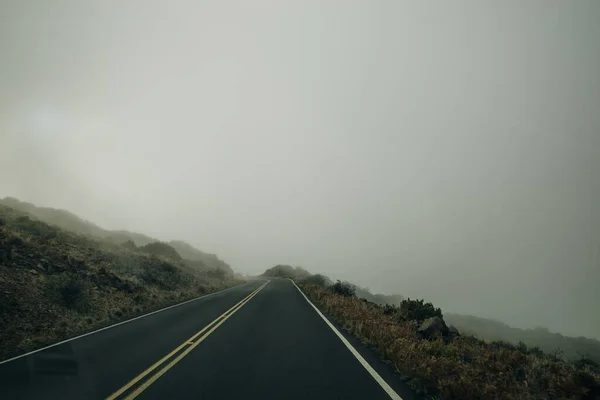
[107,281,269,400]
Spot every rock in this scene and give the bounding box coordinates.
[417,316,449,338]
[29,269,39,275]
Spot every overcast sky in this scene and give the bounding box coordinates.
[1,1,598,339]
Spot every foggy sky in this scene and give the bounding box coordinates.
[1,1,599,339]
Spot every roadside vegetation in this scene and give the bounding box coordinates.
[262,266,600,399]
[0,201,242,361]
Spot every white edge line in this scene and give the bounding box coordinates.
[290,279,403,400]
[0,281,253,365]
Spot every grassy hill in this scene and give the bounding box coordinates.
[0,201,241,361]
[0,197,105,237]
[0,197,232,276]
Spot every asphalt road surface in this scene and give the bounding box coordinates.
[0,279,417,400]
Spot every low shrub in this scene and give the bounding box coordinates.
[139,258,183,290]
[207,268,227,281]
[140,242,182,262]
[330,280,356,297]
[45,273,92,312]
[398,297,443,323]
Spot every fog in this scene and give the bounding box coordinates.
[1,1,598,339]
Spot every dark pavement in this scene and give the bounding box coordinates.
[0,279,414,400]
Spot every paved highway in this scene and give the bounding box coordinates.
[0,279,417,400]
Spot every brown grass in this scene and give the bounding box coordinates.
[300,284,600,400]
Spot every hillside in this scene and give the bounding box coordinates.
[0,197,231,276]
[0,197,105,237]
[169,240,233,277]
[445,313,600,364]
[0,202,241,361]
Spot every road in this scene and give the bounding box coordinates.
[0,278,417,400]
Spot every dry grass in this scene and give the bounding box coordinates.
[300,284,600,400]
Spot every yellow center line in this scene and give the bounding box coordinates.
[106,281,268,400]
[123,282,266,400]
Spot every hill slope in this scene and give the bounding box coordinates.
[169,240,233,276]
[0,197,231,275]
[0,201,240,361]
[445,313,600,363]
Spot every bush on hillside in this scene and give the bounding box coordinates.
[14,215,58,239]
[140,242,182,262]
[399,298,443,323]
[45,273,92,312]
[207,268,227,281]
[330,280,356,297]
[139,258,183,290]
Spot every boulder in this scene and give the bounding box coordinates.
[417,316,449,338]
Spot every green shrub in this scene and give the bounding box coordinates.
[398,298,443,323]
[139,258,183,290]
[382,304,398,315]
[574,355,600,372]
[46,273,92,312]
[140,242,182,262]
[207,268,227,281]
[330,280,356,297]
